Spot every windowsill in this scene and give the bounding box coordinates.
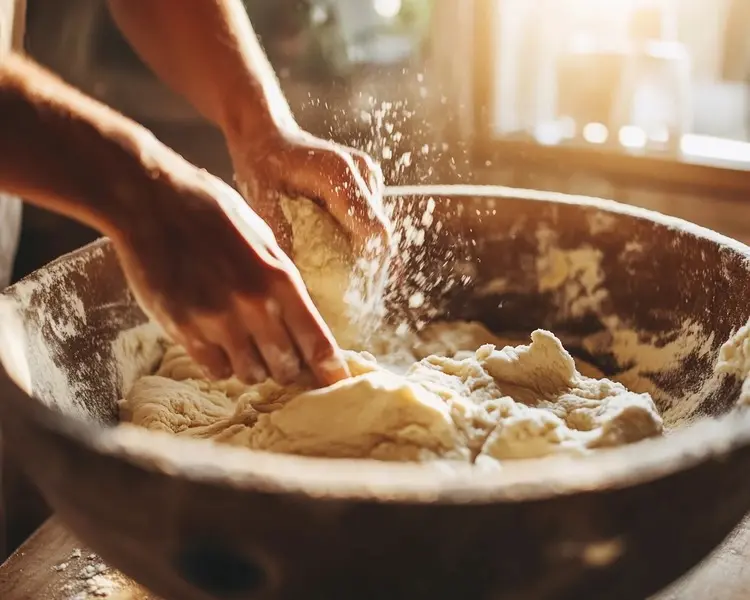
[474,134,750,195]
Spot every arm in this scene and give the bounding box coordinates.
[0,53,348,385]
[106,0,294,142]
[0,53,157,233]
[107,0,389,252]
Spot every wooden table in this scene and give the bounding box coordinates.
[1,516,749,600]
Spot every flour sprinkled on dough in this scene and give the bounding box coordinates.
[118,198,664,464]
[119,327,662,463]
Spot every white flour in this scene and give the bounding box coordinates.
[5,251,95,421]
[55,548,123,599]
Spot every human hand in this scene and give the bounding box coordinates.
[227,125,390,255]
[106,149,349,387]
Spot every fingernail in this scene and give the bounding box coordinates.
[318,355,350,386]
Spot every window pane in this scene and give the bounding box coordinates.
[490,0,750,169]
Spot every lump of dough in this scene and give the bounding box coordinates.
[247,371,467,461]
[415,320,605,378]
[280,196,388,350]
[474,331,663,460]
[120,328,662,466]
[120,377,236,435]
[121,345,466,461]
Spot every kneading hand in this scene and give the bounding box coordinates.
[107,148,349,387]
[228,124,390,254]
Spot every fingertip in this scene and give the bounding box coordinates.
[237,361,268,385]
[273,348,303,384]
[314,353,351,387]
[185,341,232,380]
[225,338,269,384]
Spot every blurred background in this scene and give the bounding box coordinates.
[13,0,750,277]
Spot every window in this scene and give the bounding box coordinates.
[483,0,750,171]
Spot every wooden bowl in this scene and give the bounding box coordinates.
[1,185,750,600]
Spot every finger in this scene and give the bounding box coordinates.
[274,278,349,387]
[240,300,301,385]
[178,330,232,380]
[211,322,269,384]
[287,147,385,248]
[227,335,268,384]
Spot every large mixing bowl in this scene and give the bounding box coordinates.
[1,185,750,600]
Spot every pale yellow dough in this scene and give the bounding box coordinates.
[118,198,663,464]
[119,326,662,462]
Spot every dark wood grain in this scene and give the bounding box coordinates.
[1,517,749,600]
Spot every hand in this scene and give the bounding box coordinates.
[105,150,349,387]
[227,125,390,254]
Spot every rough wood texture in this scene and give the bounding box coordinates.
[0,519,153,599]
[1,517,750,600]
[3,186,750,599]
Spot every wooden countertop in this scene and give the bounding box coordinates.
[1,516,749,600]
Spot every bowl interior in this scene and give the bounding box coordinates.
[2,186,749,438]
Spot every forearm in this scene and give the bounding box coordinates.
[107,0,296,140]
[0,54,162,233]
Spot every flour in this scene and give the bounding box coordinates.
[4,255,93,420]
[56,549,124,600]
[280,194,471,348]
[583,317,717,425]
[535,224,608,319]
[119,326,662,464]
[527,219,720,426]
[118,198,663,464]
[2,243,165,424]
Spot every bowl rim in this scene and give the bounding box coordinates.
[4,183,750,504]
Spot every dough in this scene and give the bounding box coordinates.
[280,196,389,350]
[715,319,750,406]
[120,323,662,463]
[118,198,663,465]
